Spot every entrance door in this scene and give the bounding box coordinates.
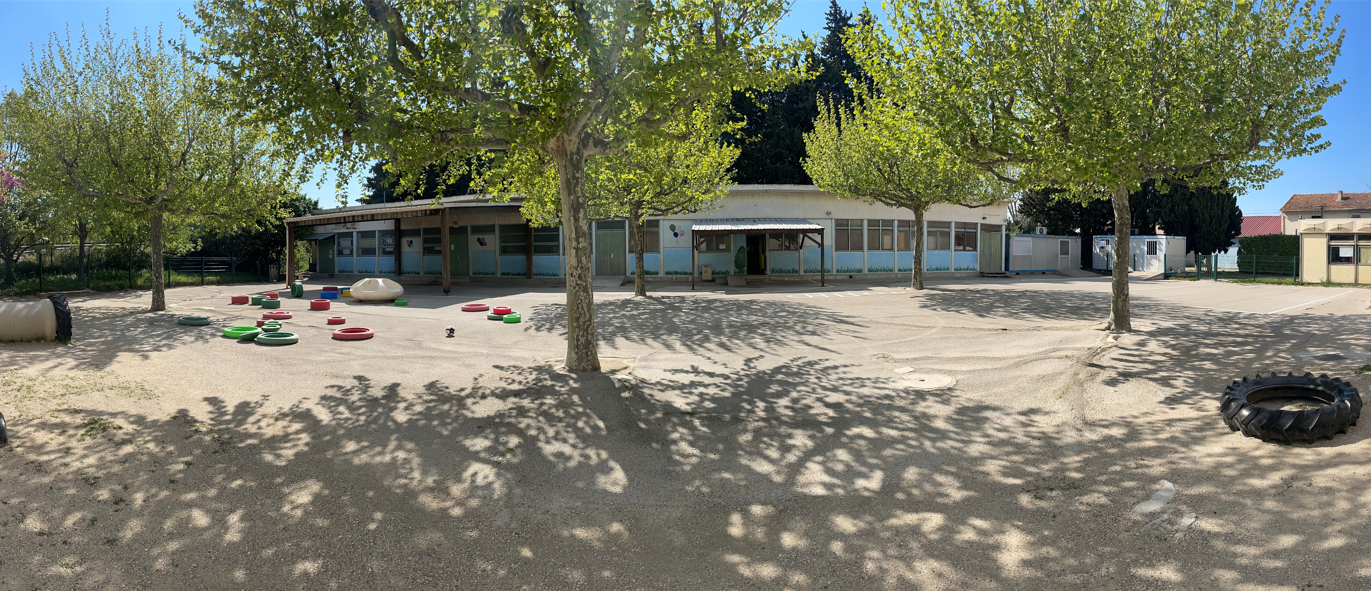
[978,230,1004,273]
[746,235,765,275]
[1058,239,1072,271]
[318,237,335,274]
[450,227,469,275]
[1144,239,1162,272]
[594,222,626,275]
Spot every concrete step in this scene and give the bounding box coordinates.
[592,276,625,288]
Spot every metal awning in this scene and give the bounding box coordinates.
[285,205,442,227]
[299,233,335,241]
[691,218,825,235]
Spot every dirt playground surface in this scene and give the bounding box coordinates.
[2,275,1370,590]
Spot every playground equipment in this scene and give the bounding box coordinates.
[310,299,331,311]
[349,278,404,302]
[178,316,211,326]
[256,332,299,345]
[332,327,374,341]
[262,311,293,320]
[326,316,346,325]
[0,294,73,343]
[461,303,489,312]
[231,295,249,305]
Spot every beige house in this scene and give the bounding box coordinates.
[1281,191,1371,235]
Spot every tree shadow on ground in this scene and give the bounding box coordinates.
[3,341,1370,589]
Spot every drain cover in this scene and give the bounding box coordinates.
[899,373,956,390]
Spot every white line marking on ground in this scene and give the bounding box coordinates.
[1267,290,1353,314]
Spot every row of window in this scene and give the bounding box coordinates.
[834,220,991,252]
[1329,244,1371,264]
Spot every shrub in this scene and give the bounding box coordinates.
[1236,234,1297,257]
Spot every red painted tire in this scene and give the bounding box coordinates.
[230,295,249,305]
[322,286,338,292]
[492,306,512,315]
[461,303,490,312]
[264,292,279,299]
[310,299,330,311]
[326,316,346,325]
[332,327,374,341]
[262,311,293,320]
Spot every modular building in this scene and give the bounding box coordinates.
[1007,234,1080,273]
[283,185,1010,290]
[1295,218,1371,283]
[1091,235,1187,273]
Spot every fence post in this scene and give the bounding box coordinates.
[128,250,134,290]
[85,251,92,291]
[37,252,43,293]
[1253,255,1258,280]
[200,256,206,286]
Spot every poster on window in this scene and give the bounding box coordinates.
[1341,246,1353,258]
[1012,237,1033,256]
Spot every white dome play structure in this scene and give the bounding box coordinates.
[349,277,405,302]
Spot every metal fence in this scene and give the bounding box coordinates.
[1,246,271,296]
[1174,254,1299,281]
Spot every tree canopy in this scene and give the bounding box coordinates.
[853,0,1344,331]
[190,0,800,371]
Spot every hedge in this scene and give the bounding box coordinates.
[1236,234,1298,257]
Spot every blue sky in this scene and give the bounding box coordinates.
[0,0,1362,216]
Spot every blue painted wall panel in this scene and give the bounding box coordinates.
[866,252,895,273]
[378,257,395,274]
[926,252,952,272]
[499,256,527,276]
[663,248,692,276]
[953,252,979,271]
[834,252,865,274]
[769,251,800,274]
[897,252,914,273]
[698,252,730,276]
[422,256,443,275]
[357,257,376,274]
[628,253,661,276]
[532,256,562,277]
[401,253,422,275]
[337,257,354,273]
[801,246,831,273]
[471,251,497,276]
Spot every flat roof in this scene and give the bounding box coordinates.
[691,218,826,234]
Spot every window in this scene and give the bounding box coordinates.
[336,233,353,256]
[533,227,560,255]
[1145,240,1159,256]
[380,230,395,256]
[954,223,978,252]
[927,222,952,251]
[359,231,377,256]
[697,235,729,252]
[1360,246,1371,264]
[836,219,864,251]
[767,233,801,251]
[867,220,894,251]
[499,224,528,255]
[1330,234,1354,242]
[629,220,660,253]
[1331,244,1355,264]
[421,227,442,255]
[1059,240,1071,256]
[897,221,915,250]
[597,220,625,230]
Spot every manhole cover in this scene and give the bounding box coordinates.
[899,373,956,390]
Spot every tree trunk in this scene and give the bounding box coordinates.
[149,211,166,312]
[75,220,89,281]
[912,207,926,290]
[631,203,646,297]
[549,135,601,372]
[1107,185,1131,332]
[1,254,16,288]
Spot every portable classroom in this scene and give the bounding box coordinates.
[1008,234,1080,273]
[1091,235,1187,273]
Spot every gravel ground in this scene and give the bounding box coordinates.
[1,275,1370,590]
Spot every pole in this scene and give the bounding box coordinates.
[440,208,452,294]
[820,230,826,287]
[85,250,92,290]
[201,256,206,286]
[128,249,134,290]
[284,223,295,287]
[37,252,43,293]
[1253,255,1257,280]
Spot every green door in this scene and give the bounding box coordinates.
[979,229,1004,273]
[318,237,335,273]
[450,227,469,275]
[594,222,626,275]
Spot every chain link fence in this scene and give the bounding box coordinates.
[1172,254,1299,281]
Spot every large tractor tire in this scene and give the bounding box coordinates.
[0,411,8,445]
[1221,372,1362,443]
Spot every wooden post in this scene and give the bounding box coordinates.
[440,208,451,294]
[526,224,534,279]
[394,218,403,276]
[284,223,295,287]
[819,230,825,287]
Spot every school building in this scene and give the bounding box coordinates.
[283,185,1010,290]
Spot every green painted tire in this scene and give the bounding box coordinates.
[487,313,504,321]
[394,299,408,306]
[223,326,258,338]
[250,295,266,305]
[260,322,283,333]
[178,316,211,326]
[502,313,522,323]
[261,299,281,309]
[256,331,299,346]
[236,328,263,341]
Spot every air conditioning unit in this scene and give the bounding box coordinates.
[1035,226,1047,235]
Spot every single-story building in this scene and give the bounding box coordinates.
[283,185,1011,291]
[1091,235,1187,273]
[1281,191,1371,235]
[1007,233,1080,274]
[1294,218,1371,283]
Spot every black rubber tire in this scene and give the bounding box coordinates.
[49,294,72,342]
[1220,372,1362,443]
[0,411,7,445]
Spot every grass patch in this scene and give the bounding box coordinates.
[1358,364,1371,374]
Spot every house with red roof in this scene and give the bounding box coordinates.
[1240,215,1282,237]
[1280,191,1371,234]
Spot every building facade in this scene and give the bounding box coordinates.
[1281,191,1371,235]
[288,185,1010,282]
